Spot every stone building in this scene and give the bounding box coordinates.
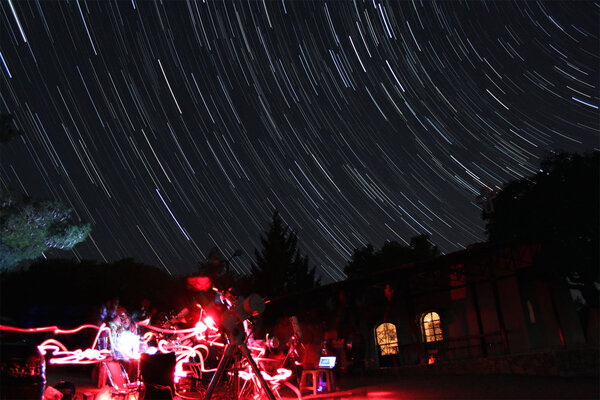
[262,242,598,376]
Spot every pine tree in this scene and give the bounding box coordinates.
[0,115,89,269]
[0,191,90,269]
[250,211,319,298]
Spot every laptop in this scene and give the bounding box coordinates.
[318,356,337,369]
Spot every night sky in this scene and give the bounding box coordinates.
[0,1,598,281]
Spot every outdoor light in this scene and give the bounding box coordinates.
[114,331,141,360]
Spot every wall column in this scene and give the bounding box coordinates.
[471,283,488,356]
[491,266,510,354]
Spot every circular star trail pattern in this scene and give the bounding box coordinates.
[0,1,598,281]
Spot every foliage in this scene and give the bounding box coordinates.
[0,191,91,270]
[250,211,320,298]
[483,151,599,305]
[343,244,377,279]
[344,234,440,279]
[0,113,22,143]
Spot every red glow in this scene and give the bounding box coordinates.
[195,320,208,335]
[0,289,296,398]
[202,315,217,330]
[0,324,100,335]
[187,276,212,291]
[368,391,398,398]
[37,324,113,365]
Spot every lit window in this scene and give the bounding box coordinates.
[422,312,443,342]
[375,323,399,355]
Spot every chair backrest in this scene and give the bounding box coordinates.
[104,361,130,390]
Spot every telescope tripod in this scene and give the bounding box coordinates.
[203,341,276,400]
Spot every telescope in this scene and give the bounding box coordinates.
[219,294,265,344]
[204,293,276,400]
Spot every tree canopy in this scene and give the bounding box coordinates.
[344,234,440,279]
[483,151,599,305]
[250,211,320,298]
[0,191,91,270]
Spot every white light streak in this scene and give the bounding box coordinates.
[158,59,183,114]
[8,0,27,43]
[156,188,190,241]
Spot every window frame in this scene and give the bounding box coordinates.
[421,311,443,343]
[374,322,399,356]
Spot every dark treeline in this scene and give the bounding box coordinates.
[0,219,444,334]
[344,234,440,279]
[0,258,185,328]
[0,211,324,329]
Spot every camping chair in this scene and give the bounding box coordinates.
[102,360,142,398]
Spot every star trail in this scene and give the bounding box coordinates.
[0,1,598,282]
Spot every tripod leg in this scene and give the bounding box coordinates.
[239,343,277,400]
[203,344,235,400]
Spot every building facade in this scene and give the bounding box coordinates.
[263,242,597,375]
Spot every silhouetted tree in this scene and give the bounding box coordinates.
[344,244,377,278]
[344,234,440,279]
[0,113,22,143]
[409,234,440,260]
[483,151,599,306]
[0,191,91,270]
[250,211,319,298]
[287,248,319,294]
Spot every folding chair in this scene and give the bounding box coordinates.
[102,360,142,398]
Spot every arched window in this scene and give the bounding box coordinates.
[421,312,443,342]
[375,323,399,355]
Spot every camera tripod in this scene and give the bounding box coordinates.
[203,340,276,400]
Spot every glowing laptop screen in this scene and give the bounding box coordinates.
[318,356,336,369]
